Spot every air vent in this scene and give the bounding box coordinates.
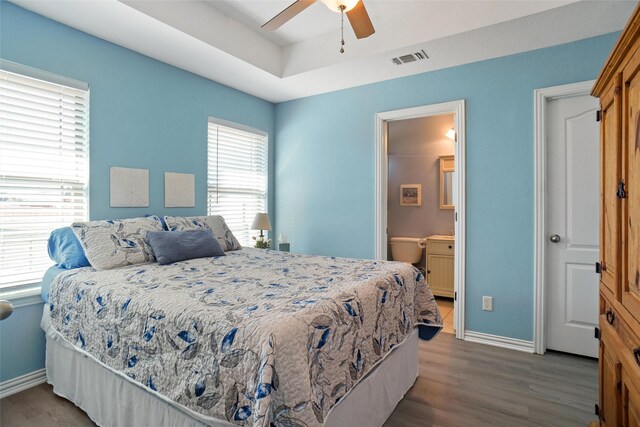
[391,49,429,65]
[399,54,416,63]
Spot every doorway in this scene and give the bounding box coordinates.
[387,115,456,333]
[375,100,466,339]
[534,81,600,357]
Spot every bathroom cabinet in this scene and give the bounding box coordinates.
[425,235,454,298]
[591,4,640,425]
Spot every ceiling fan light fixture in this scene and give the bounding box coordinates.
[320,0,360,13]
[262,0,374,54]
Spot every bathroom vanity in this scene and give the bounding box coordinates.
[425,235,454,298]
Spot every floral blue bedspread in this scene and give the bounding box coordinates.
[47,248,442,426]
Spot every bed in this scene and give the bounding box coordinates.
[42,227,442,426]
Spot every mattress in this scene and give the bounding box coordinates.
[47,248,442,426]
[41,265,70,303]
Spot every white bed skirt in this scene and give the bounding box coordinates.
[42,306,418,426]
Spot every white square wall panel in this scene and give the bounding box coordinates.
[110,167,149,208]
[164,172,195,208]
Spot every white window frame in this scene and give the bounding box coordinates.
[207,117,268,247]
[0,60,90,300]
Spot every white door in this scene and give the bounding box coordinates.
[546,93,600,358]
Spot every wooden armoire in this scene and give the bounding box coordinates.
[592,3,640,425]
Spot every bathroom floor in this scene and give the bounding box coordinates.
[435,297,455,334]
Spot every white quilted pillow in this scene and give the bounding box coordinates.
[71,216,164,270]
[164,215,242,251]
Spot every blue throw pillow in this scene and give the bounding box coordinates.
[48,227,91,269]
[146,229,225,265]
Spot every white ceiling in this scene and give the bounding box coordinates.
[202,0,344,46]
[9,0,637,103]
[204,0,574,47]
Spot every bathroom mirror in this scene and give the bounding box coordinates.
[439,155,455,210]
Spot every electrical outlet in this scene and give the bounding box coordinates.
[482,296,493,311]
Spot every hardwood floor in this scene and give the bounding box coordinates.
[385,334,598,426]
[0,381,95,427]
[0,333,597,427]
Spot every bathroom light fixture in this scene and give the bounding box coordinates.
[446,128,456,140]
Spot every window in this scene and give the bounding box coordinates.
[207,119,268,246]
[0,62,89,292]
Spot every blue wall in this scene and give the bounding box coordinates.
[0,1,275,222]
[0,0,621,384]
[0,303,46,383]
[274,33,619,341]
[0,1,275,382]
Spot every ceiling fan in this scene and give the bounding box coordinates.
[262,0,375,53]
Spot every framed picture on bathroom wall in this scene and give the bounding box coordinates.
[400,184,422,206]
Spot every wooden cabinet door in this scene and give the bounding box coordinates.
[600,80,623,300]
[622,48,640,323]
[623,368,640,427]
[426,254,454,298]
[601,330,622,426]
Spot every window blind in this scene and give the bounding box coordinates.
[0,67,89,290]
[207,120,267,246]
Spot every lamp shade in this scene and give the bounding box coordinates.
[251,213,272,231]
[446,128,456,140]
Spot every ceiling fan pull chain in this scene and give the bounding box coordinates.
[340,4,345,53]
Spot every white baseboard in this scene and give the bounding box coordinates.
[464,330,534,353]
[0,368,47,399]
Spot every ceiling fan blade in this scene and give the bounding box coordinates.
[346,0,375,39]
[262,0,317,31]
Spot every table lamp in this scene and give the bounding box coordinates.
[251,213,272,248]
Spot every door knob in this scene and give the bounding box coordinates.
[550,234,561,243]
[0,300,13,321]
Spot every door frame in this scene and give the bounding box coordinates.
[533,80,596,355]
[375,100,466,340]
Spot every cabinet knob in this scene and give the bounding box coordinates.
[606,308,615,325]
[634,347,640,367]
[448,245,452,249]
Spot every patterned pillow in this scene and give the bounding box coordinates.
[71,216,164,270]
[163,215,242,251]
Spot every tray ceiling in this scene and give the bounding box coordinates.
[9,0,637,102]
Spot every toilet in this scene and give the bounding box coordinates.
[389,237,425,264]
